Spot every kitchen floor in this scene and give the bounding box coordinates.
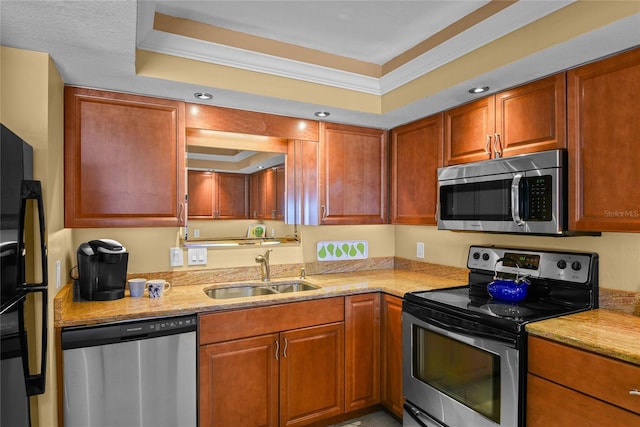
[330,411,401,427]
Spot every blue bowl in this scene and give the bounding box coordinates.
[487,279,528,302]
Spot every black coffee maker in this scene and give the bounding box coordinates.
[77,239,128,301]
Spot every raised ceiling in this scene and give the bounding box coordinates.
[1,1,639,128]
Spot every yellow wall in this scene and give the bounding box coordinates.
[1,46,68,427]
[395,226,640,293]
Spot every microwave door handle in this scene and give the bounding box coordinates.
[511,174,525,226]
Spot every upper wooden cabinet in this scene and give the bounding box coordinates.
[319,122,389,224]
[391,113,443,225]
[568,47,640,232]
[64,87,186,227]
[444,73,566,165]
[250,165,285,220]
[187,170,249,219]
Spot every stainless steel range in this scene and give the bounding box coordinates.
[402,245,599,427]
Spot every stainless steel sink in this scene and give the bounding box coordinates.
[204,280,319,299]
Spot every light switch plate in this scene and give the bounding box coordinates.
[417,242,425,259]
[187,248,207,266]
[170,247,183,267]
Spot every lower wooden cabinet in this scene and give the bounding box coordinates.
[381,294,404,418]
[199,298,345,427]
[345,294,381,411]
[527,336,640,426]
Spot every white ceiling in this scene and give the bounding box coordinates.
[1,1,639,129]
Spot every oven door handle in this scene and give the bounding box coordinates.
[421,311,519,347]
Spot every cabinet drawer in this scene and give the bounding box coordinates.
[527,374,640,426]
[199,297,345,345]
[528,336,640,415]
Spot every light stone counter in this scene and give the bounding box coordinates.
[54,269,466,328]
[526,309,640,365]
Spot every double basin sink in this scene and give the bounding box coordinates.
[204,280,319,299]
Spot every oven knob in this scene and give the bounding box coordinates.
[557,260,567,269]
[571,261,582,271]
[473,252,480,260]
[482,253,490,261]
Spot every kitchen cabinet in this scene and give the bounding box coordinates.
[187,170,249,219]
[319,122,389,224]
[390,114,443,225]
[345,294,381,412]
[250,164,285,220]
[567,47,640,232]
[444,73,566,165]
[527,336,640,425]
[380,294,403,418]
[286,139,319,225]
[64,86,186,227]
[199,298,345,427]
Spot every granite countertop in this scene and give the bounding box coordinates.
[55,266,640,367]
[526,309,640,365]
[54,269,465,328]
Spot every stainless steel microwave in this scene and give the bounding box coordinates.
[437,150,567,235]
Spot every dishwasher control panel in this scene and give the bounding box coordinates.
[120,315,197,337]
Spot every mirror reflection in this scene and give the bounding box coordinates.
[184,130,299,247]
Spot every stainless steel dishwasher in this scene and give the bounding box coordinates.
[61,314,197,427]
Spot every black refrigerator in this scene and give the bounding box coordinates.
[1,123,48,427]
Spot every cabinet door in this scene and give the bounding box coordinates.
[64,86,186,227]
[444,97,495,165]
[286,139,319,225]
[345,294,381,411]
[199,334,279,427]
[275,165,286,220]
[527,375,640,426]
[187,170,214,219]
[381,294,404,418]
[216,172,249,219]
[568,47,640,232]
[391,114,443,224]
[319,123,388,224]
[495,73,566,158]
[280,323,345,426]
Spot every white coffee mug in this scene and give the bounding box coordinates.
[146,279,171,298]
[128,278,146,297]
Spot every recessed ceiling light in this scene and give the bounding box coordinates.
[194,92,213,100]
[314,111,330,118]
[468,86,490,94]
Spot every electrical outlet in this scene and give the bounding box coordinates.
[187,248,207,266]
[170,247,184,267]
[56,260,61,289]
[416,242,425,259]
[194,229,200,238]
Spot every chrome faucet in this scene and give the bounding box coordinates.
[255,249,272,282]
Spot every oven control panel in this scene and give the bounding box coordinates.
[467,246,596,283]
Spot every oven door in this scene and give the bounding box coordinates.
[403,309,521,427]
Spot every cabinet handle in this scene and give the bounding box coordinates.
[321,205,327,222]
[485,134,492,155]
[275,339,280,360]
[631,388,640,396]
[493,133,502,158]
[283,338,288,358]
[178,202,184,223]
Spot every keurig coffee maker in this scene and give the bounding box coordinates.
[77,239,128,301]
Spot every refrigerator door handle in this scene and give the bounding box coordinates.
[17,180,48,396]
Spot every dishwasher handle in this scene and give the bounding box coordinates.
[61,315,197,350]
